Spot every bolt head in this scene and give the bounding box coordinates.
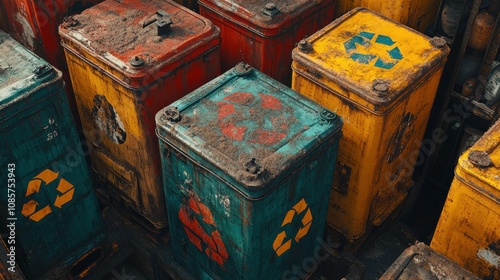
[130,56,144,68]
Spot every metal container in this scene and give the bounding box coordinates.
[291,8,450,243]
[380,242,480,279]
[155,63,343,280]
[431,120,500,279]
[335,0,439,33]
[198,0,334,86]
[0,31,104,279]
[1,0,104,124]
[59,0,220,230]
[173,0,198,12]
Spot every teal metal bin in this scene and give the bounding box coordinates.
[155,63,343,279]
[0,31,104,279]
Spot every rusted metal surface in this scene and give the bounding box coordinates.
[59,0,221,230]
[156,64,343,279]
[198,0,334,85]
[431,120,500,279]
[291,7,450,245]
[380,242,480,279]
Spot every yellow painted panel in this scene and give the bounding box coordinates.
[335,0,439,33]
[291,8,449,242]
[431,120,500,279]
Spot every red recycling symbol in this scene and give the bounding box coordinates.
[217,92,289,145]
[179,195,229,266]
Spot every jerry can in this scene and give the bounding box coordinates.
[155,63,343,279]
[334,0,439,33]
[380,242,480,279]
[59,0,221,230]
[0,31,104,279]
[431,120,500,279]
[1,0,104,125]
[291,8,450,244]
[198,0,334,86]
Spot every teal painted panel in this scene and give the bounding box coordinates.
[0,31,103,278]
[156,64,343,279]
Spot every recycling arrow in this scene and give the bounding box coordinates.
[344,32,403,69]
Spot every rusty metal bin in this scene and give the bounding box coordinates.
[198,0,335,86]
[59,0,221,230]
[380,242,480,279]
[431,119,500,279]
[156,63,343,279]
[291,8,450,245]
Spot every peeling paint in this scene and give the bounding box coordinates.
[477,247,500,268]
[92,95,126,144]
[215,193,231,217]
[14,12,35,50]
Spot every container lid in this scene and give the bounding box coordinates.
[58,0,219,89]
[156,63,342,198]
[0,31,60,112]
[292,8,450,107]
[198,0,328,37]
[456,119,499,193]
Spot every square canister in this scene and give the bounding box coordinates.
[0,31,104,279]
[59,0,221,230]
[380,242,480,279]
[155,63,343,279]
[198,0,334,86]
[431,120,500,279]
[2,0,104,124]
[291,8,450,243]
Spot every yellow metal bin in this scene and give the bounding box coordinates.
[431,119,500,279]
[291,8,449,243]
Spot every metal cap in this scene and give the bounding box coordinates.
[298,40,313,54]
[245,158,263,175]
[430,36,447,48]
[234,62,253,76]
[372,79,390,96]
[320,109,337,121]
[262,2,279,17]
[130,56,144,68]
[468,150,492,167]
[163,106,181,123]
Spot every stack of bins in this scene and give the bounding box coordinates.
[155,63,343,279]
[291,8,450,247]
[334,0,439,33]
[380,242,480,279]
[0,31,104,279]
[431,120,500,279]
[198,0,335,86]
[58,0,221,231]
[2,0,104,124]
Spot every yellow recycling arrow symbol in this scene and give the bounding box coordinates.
[21,169,75,222]
[273,198,313,256]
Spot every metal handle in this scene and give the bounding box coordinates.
[142,10,173,36]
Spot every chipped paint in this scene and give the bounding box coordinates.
[215,193,231,217]
[92,95,126,144]
[477,248,500,268]
[14,12,35,49]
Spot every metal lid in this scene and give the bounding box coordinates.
[198,0,331,37]
[0,31,60,111]
[58,0,219,88]
[156,64,343,196]
[292,8,450,107]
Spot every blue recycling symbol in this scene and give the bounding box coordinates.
[344,32,403,69]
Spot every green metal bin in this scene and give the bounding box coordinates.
[0,31,104,279]
[155,63,343,279]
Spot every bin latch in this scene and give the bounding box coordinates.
[262,3,279,17]
[142,10,173,37]
[245,158,263,175]
[163,106,181,123]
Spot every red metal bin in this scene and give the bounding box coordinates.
[198,0,335,86]
[59,0,221,230]
[2,0,103,123]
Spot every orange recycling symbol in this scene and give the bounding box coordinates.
[21,169,75,222]
[273,198,313,256]
[179,195,228,266]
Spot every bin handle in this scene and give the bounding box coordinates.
[142,10,173,36]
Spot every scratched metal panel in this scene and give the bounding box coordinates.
[380,242,480,280]
[431,120,500,279]
[0,31,103,278]
[156,64,343,279]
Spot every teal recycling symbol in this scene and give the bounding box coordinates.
[343,32,403,69]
